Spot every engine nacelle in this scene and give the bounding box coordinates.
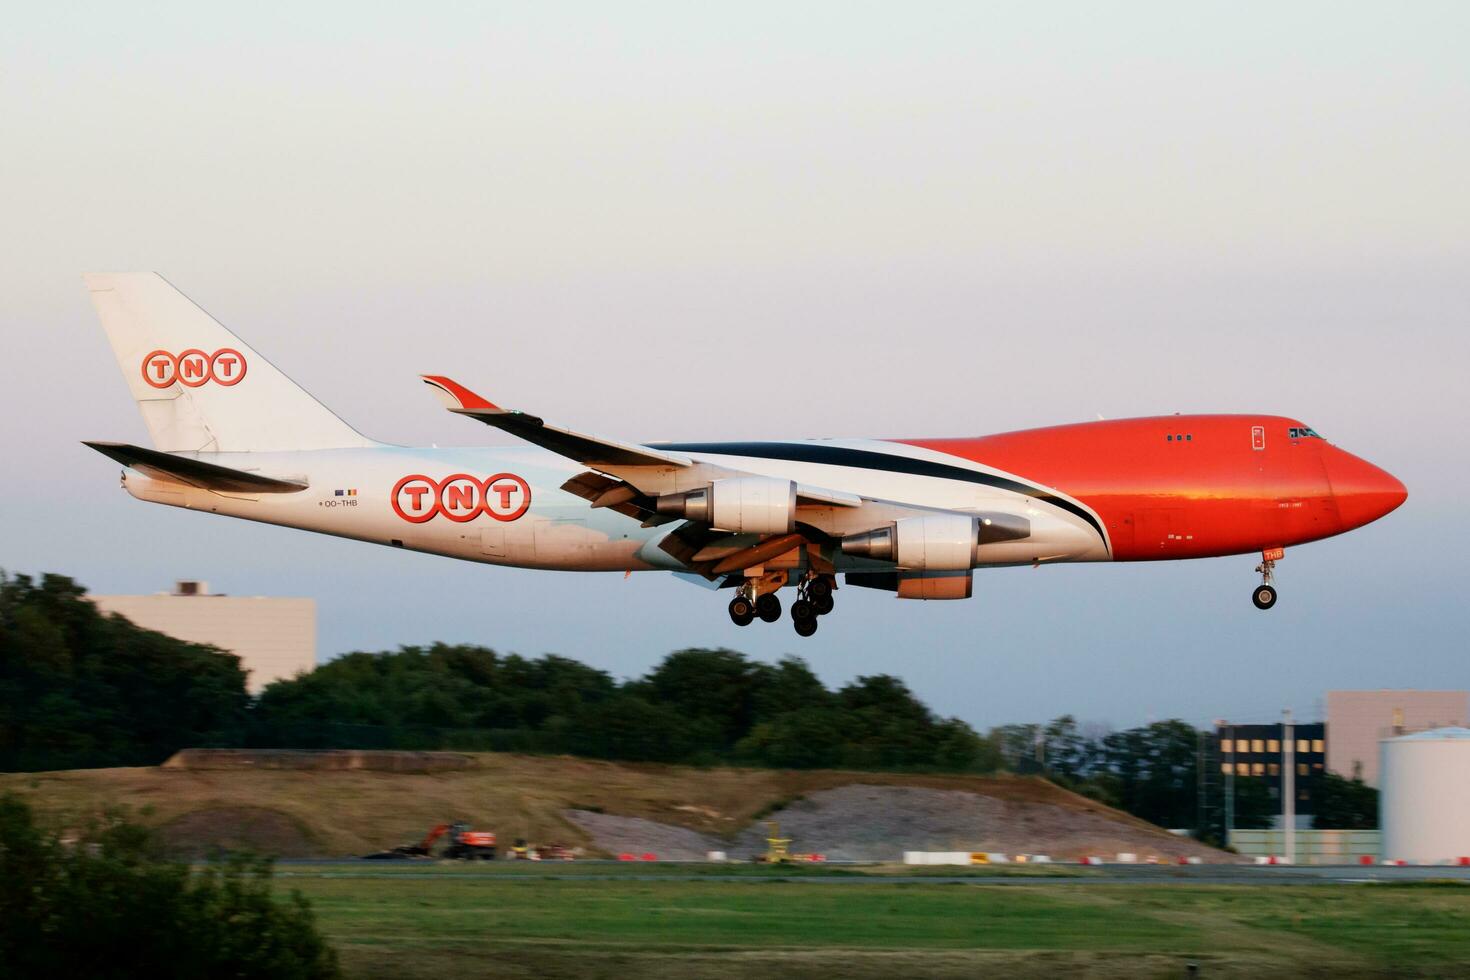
[842,512,1031,569]
[655,476,797,534]
[840,514,977,570]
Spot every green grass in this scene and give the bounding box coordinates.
[276,868,1470,979]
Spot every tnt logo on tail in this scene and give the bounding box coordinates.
[141,348,247,389]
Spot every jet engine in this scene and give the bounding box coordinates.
[655,476,797,534]
[840,512,1030,570]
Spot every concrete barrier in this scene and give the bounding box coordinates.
[903,851,972,866]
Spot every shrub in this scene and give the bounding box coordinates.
[0,794,340,980]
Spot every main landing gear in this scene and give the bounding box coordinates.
[1253,554,1279,610]
[790,576,834,637]
[727,575,836,638]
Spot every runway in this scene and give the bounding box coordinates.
[273,861,1470,886]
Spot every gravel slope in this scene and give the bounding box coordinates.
[569,784,1237,863]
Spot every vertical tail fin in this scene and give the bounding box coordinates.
[85,273,376,452]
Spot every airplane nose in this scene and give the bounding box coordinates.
[1323,447,1407,531]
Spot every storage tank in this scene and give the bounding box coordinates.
[1380,727,1470,863]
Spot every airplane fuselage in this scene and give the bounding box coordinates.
[119,413,1405,575]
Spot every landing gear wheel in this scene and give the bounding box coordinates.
[813,593,834,616]
[791,599,814,623]
[756,593,782,623]
[1252,584,1277,610]
[808,578,832,602]
[794,616,818,637]
[728,596,755,626]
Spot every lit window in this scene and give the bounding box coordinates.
[1221,763,1232,774]
[1252,762,1265,776]
[1252,739,1265,753]
[1268,739,1279,753]
[1236,763,1249,776]
[1312,739,1324,754]
[1268,763,1279,776]
[1298,764,1308,776]
[1221,739,1234,753]
[1297,739,1309,753]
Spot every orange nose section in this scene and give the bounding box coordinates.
[1324,447,1407,531]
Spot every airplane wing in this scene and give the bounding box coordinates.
[421,376,693,469]
[423,375,862,509]
[419,375,1031,580]
[83,441,309,494]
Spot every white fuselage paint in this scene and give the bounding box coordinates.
[119,439,1109,575]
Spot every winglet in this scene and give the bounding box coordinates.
[421,375,500,412]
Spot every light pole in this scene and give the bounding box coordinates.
[1283,708,1295,864]
[1222,720,1234,843]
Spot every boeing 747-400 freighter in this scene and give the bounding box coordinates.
[84,273,1407,636]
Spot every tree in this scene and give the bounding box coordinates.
[637,648,768,752]
[1313,771,1378,829]
[990,723,1043,774]
[0,573,249,770]
[1098,720,1201,828]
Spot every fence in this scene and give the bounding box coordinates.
[1228,829,1380,864]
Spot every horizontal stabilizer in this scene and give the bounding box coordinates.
[83,441,309,494]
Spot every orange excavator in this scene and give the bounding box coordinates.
[364,821,497,860]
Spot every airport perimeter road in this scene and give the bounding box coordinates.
[274,862,1470,886]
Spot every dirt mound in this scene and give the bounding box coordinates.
[156,806,319,858]
[163,748,476,773]
[567,785,1238,863]
[565,809,723,859]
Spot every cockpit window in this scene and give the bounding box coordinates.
[1288,426,1323,440]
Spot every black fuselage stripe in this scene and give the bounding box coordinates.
[656,442,1108,546]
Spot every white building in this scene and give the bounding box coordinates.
[91,581,315,694]
[1326,690,1469,787]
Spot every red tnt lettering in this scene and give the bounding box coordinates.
[141,350,178,389]
[182,359,206,379]
[445,484,477,511]
[214,354,238,378]
[404,485,430,509]
[491,483,519,510]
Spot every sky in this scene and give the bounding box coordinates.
[2,2,1467,732]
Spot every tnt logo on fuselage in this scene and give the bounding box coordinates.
[391,473,532,524]
[141,348,248,389]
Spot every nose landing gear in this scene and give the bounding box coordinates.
[1252,551,1280,610]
